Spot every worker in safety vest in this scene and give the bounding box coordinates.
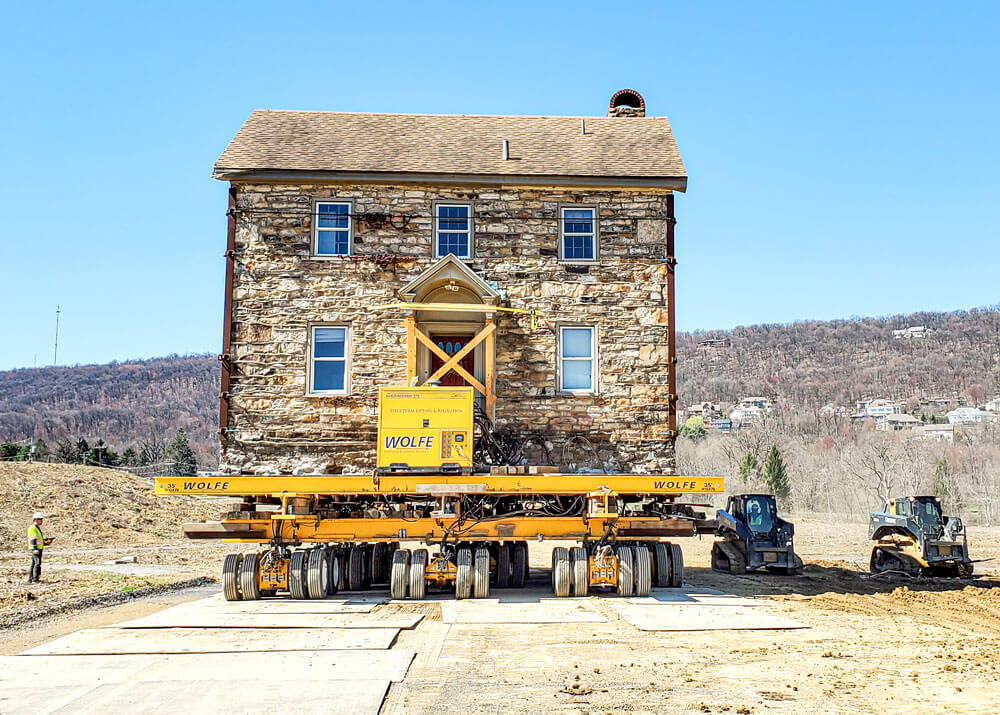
[27,512,53,583]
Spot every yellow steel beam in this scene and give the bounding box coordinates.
[373,302,538,330]
[156,474,724,496]
[198,514,702,543]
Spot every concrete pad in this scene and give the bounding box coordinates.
[48,678,390,715]
[22,626,400,655]
[110,610,424,629]
[0,650,416,685]
[608,603,808,631]
[626,591,763,606]
[0,685,98,715]
[441,599,605,624]
[189,595,385,614]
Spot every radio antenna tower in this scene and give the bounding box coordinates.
[53,305,60,365]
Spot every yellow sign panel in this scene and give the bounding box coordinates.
[376,386,474,470]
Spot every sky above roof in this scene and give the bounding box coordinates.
[0,1,997,370]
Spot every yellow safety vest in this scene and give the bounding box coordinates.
[28,524,44,551]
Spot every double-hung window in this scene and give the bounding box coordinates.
[560,207,596,261]
[435,204,472,258]
[310,326,350,394]
[314,202,352,256]
[559,326,596,393]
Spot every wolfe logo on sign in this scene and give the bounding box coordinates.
[383,435,434,450]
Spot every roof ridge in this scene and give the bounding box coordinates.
[250,109,672,121]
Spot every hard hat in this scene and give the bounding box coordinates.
[32,512,44,520]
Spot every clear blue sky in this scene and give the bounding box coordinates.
[1,2,997,371]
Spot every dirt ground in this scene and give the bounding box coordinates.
[4,464,1000,712]
[0,463,233,630]
[386,526,1000,714]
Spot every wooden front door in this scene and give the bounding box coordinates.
[430,335,475,387]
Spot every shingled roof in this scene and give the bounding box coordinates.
[214,110,686,189]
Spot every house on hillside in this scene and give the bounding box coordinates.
[946,407,997,425]
[212,90,687,475]
[877,413,921,432]
[892,326,929,339]
[984,397,1000,413]
[913,423,954,443]
[729,397,772,426]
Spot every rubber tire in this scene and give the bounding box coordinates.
[496,544,511,588]
[409,549,428,600]
[326,548,341,595]
[361,544,373,588]
[390,549,410,600]
[239,552,261,601]
[456,547,473,600]
[552,547,571,597]
[633,544,652,597]
[371,542,389,583]
[222,552,242,601]
[669,543,684,587]
[288,550,308,599]
[348,546,366,591]
[653,543,671,587]
[616,545,634,596]
[511,542,527,588]
[307,547,328,599]
[570,546,588,597]
[474,547,491,599]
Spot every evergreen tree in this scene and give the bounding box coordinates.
[75,438,90,463]
[1,442,21,460]
[164,428,198,476]
[122,447,139,467]
[54,438,79,463]
[738,451,762,484]
[86,439,120,467]
[32,439,49,461]
[763,444,791,501]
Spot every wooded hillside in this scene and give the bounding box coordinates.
[0,355,218,464]
[679,307,1000,411]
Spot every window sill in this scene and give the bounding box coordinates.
[558,390,597,396]
[305,391,351,398]
[308,254,353,260]
[560,260,599,265]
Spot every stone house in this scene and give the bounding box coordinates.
[213,89,686,475]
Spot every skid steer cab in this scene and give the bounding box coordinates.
[711,494,803,575]
[869,496,973,577]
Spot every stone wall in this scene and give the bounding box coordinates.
[222,182,676,474]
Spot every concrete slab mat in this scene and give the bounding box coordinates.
[626,591,763,607]
[608,603,808,631]
[1,650,416,685]
[191,596,385,614]
[440,599,605,624]
[48,678,391,715]
[22,626,400,656]
[110,611,424,629]
[0,685,98,715]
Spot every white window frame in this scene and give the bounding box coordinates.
[558,325,598,394]
[559,205,598,263]
[313,200,353,257]
[433,202,474,259]
[307,325,351,395]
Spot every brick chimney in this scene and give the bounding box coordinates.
[608,89,645,117]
